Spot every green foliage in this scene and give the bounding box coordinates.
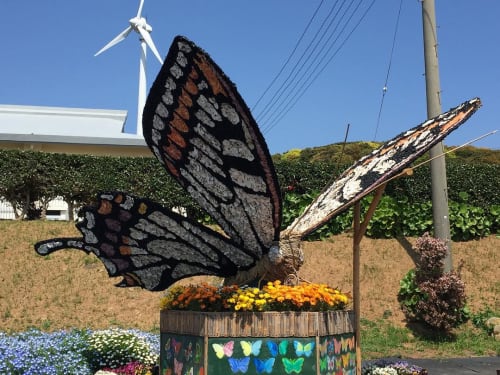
[397,270,424,321]
[281,191,352,240]
[449,199,492,240]
[1,149,498,240]
[0,149,205,221]
[470,305,498,335]
[448,145,500,164]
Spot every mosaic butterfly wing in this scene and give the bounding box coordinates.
[35,36,282,290]
[142,36,281,260]
[284,98,481,238]
[34,35,481,291]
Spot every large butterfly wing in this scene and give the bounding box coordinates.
[35,192,257,291]
[285,98,481,238]
[142,35,281,259]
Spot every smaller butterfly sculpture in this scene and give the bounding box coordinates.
[34,35,481,291]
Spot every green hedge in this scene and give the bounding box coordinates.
[1,150,498,239]
[0,150,204,220]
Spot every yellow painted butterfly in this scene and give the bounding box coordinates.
[34,36,481,291]
[319,338,328,357]
[293,340,315,357]
[240,340,262,357]
[212,340,234,359]
[341,336,355,352]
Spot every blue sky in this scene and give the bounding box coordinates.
[1,1,498,154]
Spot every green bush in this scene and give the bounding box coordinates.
[0,150,498,240]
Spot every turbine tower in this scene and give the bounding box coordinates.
[95,0,163,137]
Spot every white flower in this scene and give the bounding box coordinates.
[372,367,398,375]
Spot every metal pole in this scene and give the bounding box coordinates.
[421,0,452,271]
[353,202,361,375]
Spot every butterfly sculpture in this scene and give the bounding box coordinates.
[35,35,481,291]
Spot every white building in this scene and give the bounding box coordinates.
[0,104,152,219]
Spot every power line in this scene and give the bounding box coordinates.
[261,0,376,134]
[251,0,326,112]
[373,0,404,141]
[255,0,345,124]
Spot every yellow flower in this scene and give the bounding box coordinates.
[160,281,350,312]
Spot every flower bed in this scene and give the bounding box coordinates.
[362,359,428,375]
[160,281,356,374]
[160,281,350,312]
[0,328,159,375]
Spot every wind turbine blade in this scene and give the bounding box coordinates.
[137,27,163,64]
[136,0,145,18]
[94,26,133,56]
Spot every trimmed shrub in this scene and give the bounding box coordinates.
[398,233,469,332]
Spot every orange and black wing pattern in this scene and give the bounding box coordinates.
[286,98,481,238]
[142,35,281,257]
[34,35,481,291]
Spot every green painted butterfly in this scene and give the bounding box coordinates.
[282,357,305,374]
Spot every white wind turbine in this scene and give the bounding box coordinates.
[95,0,163,137]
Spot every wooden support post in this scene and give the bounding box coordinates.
[353,201,362,375]
[353,184,386,374]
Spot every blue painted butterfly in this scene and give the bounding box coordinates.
[253,357,275,374]
[34,35,481,290]
[266,341,278,357]
[227,357,250,374]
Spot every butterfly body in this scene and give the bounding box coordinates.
[34,35,481,291]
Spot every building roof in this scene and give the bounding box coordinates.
[0,104,150,156]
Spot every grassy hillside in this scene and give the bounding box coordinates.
[1,221,497,335]
[274,142,500,164]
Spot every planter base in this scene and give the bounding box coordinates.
[160,310,356,375]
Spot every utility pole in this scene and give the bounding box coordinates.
[421,0,453,271]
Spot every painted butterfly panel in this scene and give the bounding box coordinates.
[34,35,481,291]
